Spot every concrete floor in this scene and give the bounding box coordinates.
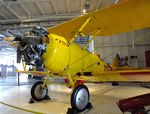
[0,76,150,114]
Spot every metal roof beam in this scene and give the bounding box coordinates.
[19,3,31,16]
[35,2,44,15]
[6,5,20,19]
[80,0,83,13]
[0,23,57,30]
[114,0,120,4]
[0,0,54,4]
[96,0,101,10]
[0,12,8,19]
[66,0,70,14]
[0,15,79,25]
[51,0,57,15]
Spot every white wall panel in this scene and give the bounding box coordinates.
[120,46,129,57]
[94,28,150,68]
[0,52,16,66]
[103,36,112,45]
[112,35,119,45]
[103,47,112,64]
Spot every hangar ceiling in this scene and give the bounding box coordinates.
[0,0,120,51]
[0,0,117,30]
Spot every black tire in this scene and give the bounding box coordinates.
[112,82,119,86]
[31,81,48,101]
[71,85,90,111]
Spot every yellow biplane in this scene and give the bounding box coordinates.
[4,0,150,112]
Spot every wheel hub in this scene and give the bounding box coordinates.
[71,85,90,111]
[75,88,89,110]
[34,84,47,99]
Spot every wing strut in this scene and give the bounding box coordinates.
[83,28,101,50]
[70,17,92,43]
[22,59,26,71]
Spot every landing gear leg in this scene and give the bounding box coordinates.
[65,70,92,113]
[29,81,50,103]
[67,84,93,114]
[29,74,51,103]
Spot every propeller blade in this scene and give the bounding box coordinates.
[4,36,15,42]
[10,42,18,48]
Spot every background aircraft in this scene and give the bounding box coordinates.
[4,0,150,113]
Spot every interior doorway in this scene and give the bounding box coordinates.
[145,50,150,67]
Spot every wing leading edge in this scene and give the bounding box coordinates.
[48,0,150,41]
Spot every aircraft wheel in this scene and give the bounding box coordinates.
[71,85,89,111]
[31,81,48,101]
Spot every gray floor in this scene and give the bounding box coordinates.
[0,76,150,114]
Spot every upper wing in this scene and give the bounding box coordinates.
[48,0,150,41]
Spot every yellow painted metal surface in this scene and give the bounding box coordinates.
[42,34,70,73]
[35,34,150,82]
[48,0,150,41]
[67,43,106,75]
[17,34,150,83]
[17,70,50,76]
[79,69,150,82]
[42,34,106,76]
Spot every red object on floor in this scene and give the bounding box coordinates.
[117,93,150,113]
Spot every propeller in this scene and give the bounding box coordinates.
[5,26,48,68]
[0,34,6,41]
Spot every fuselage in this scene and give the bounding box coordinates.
[42,34,106,76]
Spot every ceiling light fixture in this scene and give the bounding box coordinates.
[82,9,87,14]
[82,0,90,14]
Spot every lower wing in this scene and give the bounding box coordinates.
[79,69,150,82]
[17,70,50,76]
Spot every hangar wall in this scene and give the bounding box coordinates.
[94,28,150,68]
[0,52,16,65]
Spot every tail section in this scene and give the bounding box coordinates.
[112,54,121,68]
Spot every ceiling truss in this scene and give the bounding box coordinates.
[0,0,114,31]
